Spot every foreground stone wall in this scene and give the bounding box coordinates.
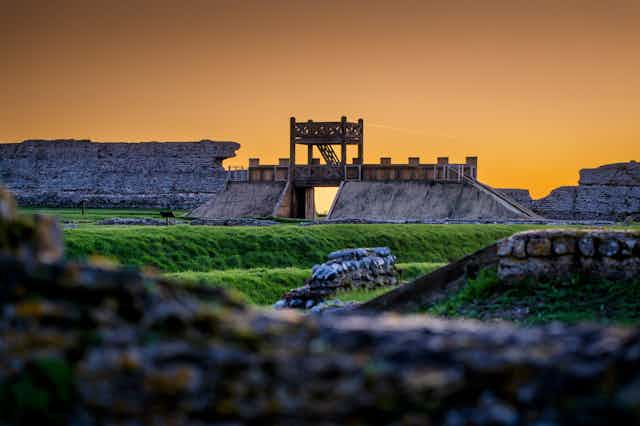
[0,139,239,209]
[498,229,640,282]
[3,189,640,424]
[0,187,63,264]
[1,229,640,422]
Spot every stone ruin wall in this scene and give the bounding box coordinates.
[277,247,399,309]
[499,161,640,221]
[496,188,533,208]
[498,229,640,282]
[0,139,239,209]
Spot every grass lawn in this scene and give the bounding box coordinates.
[64,223,535,272]
[427,268,640,325]
[166,267,310,305]
[166,262,445,305]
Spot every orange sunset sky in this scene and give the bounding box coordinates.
[2,0,639,211]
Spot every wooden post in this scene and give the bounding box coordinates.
[289,117,296,183]
[340,116,347,166]
[358,118,364,165]
[81,200,86,216]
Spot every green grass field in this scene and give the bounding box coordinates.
[20,207,640,319]
[61,221,531,305]
[166,262,444,305]
[64,223,534,272]
[19,208,543,306]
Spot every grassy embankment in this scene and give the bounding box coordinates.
[64,224,532,271]
[63,223,534,304]
[427,268,640,325]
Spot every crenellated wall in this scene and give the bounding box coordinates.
[0,139,239,208]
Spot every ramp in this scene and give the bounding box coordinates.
[357,243,499,313]
[328,181,537,221]
[189,182,288,218]
[464,177,541,219]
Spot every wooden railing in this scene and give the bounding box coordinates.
[248,163,476,184]
[294,164,343,181]
[293,121,363,143]
[361,164,475,182]
[249,165,289,182]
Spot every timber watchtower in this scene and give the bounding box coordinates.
[238,116,482,219]
[289,116,364,185]
[247,116,478,188]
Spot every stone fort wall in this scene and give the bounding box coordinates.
[499,162,640,221]
[0,139,239,209]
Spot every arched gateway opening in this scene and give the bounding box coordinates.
[288,116,364,219]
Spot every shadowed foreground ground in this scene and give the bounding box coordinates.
[3,254,640,425]
[2,187,640,425]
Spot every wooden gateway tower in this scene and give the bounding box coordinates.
[289,116,364,185]
[227,115,489,220]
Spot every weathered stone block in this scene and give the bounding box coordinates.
[0,187,16,221]
[513,239,527,258]
[552,237,576,255]
[32,214,64,264]
[527,237,551,257]
[498,258,530,282]
[598,238,620,257]
[499,257,556,282]
[278,247,399,309]
[596,257,627,281]
[621,238,638,256]
[579,237,596,257]
[552,255,575,278]
[579,256,595,273]
[497,239,513,257]
[620,257,640,280]
[1,189,64,264]
[499,230,640,283]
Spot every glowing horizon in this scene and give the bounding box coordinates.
[2,0,639,211]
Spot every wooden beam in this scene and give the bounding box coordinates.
[358,118,364,164]
[340,116,347,165]
[289,117,296,183]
